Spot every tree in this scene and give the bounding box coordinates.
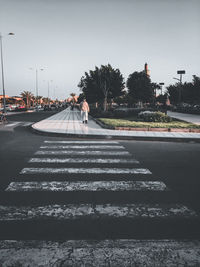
[166,75,200,105]
[78,64,125,111]
[70,93,78,104]
[20,91,33,108]
[126,71,157,105]
[156,93,168,105]
[42,97,51,105]
[35,95,43,106]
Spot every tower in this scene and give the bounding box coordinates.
[144,63,150,77]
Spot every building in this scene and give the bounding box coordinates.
[144,62,150,77]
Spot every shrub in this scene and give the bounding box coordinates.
[138,111,172,122]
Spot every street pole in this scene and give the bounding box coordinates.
[0,33,6,114]
[0,33,14,114]
[48,81,49,105]
[36,69,38,111]
[30,68,44,111]
[159,83,165,95]
[177,70,185,104]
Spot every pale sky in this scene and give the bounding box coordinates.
[0,0,200,100]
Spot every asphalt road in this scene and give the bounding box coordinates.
[0,111,200,265]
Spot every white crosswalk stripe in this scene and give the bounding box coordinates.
[0,240,200,266]
[6,181,168,191]
[0,204,196,221]
[28,157,140,164]
[20,167,152,174]
[40,145,125,149]
[35,150,131,155]
[44,140,120,144]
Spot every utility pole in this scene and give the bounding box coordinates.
[0,32,14,113]
[173,70,185,103]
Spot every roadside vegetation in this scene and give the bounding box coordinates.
[99,117,200,129]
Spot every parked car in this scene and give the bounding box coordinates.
[5,105,17,111]
[15,105,27,111]
[50,104,58,110]
[43,104,51,111]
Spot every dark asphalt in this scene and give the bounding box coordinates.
[0,111,200,240]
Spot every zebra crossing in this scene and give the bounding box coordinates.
[0,139,200,265]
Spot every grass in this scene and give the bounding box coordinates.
[99,117,200,129]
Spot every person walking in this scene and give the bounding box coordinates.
[81,98,90,124]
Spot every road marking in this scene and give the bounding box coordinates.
[44,141,119,144]
[22,122,33,126]
[40,145,125,149]
[20,167,152,174]
[29,158,140,164]
[6,181,167,191]
[0,240,200,266]
[6,122,20,127]
[0,204,196,220]
[35,150,131,156]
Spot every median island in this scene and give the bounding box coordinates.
[94,111,200,132]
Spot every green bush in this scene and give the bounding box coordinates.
[138,111,172,122]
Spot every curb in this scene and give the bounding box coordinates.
[31,125,200,143]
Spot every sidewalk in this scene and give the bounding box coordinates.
[167,111,200,125]
[32,108,200,142]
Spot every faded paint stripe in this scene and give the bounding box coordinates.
[40,145,125,149]
[28,158,140,164]
[0,240,200,267]
[6,181,167,192]
[44,141,119,144]
[0,204,196,221]
[6,122,20,127]
[20,168,152,175]
[35,150,130,156]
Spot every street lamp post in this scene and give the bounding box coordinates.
[173,70,185,103]
[0,32,14,114]
[30,68,44,111]
[47,80,53,105]
[159,83,165,95]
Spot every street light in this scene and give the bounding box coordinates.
[29,67,44,111]
[0,32,15,114]
[159,82,165,95]
[173,70,185,103]
[47,80,53,105]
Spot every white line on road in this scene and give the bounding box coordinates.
[40,145,125,149]
[20,168,152,174]
[0,204,196,220]
[0,240,200,266]
[28,158,140,164]
[22,122,33,126]
[6,181,167,191]
[44,141,119,144]
[35,150,131,156]
[6,122,20,127]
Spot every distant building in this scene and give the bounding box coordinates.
[144,63,150,77]
[0,95,24,107]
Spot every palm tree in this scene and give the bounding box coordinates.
[20,91,33,108]
[70,93,78,104]
[42,97,50,105]
[35,95,43,106]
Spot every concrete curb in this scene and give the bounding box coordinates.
[30,125,200,143]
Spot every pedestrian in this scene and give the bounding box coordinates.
[81,98,90,124]
[70,102,74,110]
[79,100,83,121]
